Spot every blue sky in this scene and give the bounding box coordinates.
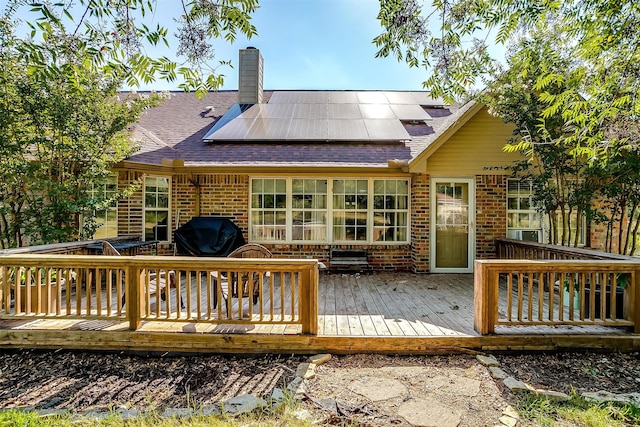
[152,0,439,91]
[14,0,503,92]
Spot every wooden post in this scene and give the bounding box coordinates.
[300,265,318,335]
[127,266,142,331]
[474,261,496,334]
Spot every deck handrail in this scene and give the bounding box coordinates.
[0,236,140,256]
[495,238,637,261]
[0,254,319,335]
[475,258,640,335]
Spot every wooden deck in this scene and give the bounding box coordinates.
[1,271,638,354]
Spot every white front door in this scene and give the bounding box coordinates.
[430,178,475,273]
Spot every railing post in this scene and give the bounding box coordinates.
[474,261,497,334]
[127,266,142,331]
[300,265,318,335]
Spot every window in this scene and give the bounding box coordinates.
[88,174,118,239]
[506,179,541,241]
[144,176,170,241]
[333,179,368,241]
[250,178,287,241]
[507,179,586,245]
[292,179,327,241]
[250,177,410,244]
[373,179,409,242]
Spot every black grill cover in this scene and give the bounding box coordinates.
[174,217,245,257]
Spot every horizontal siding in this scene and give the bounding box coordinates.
[426,108,521,176]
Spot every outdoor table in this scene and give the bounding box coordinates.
[86,240,159,256]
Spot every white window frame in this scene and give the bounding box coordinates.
[87,174,119,239]
[143,175,171,242]
[506,179,542,242]
[506,178,586,245]
[249,177,410,245]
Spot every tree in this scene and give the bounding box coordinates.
[481,23,600,247]
[0,25,163,247]
[5,0,259,97]
[481,21,640,253]
[375,0,640,161]
[0,0,259,247]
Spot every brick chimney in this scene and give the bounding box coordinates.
[238,47,263,104]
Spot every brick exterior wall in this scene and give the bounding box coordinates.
[475,175,507,260]
[116,172,509,268]
[411,174,430,272]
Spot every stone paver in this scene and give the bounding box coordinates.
[503,376,531,393]
[477,354,500,367]
[309,354,332,365]
[498,414,518,427]
[488,366,508,379]
[349,376,408,401]
[398,397,462,427]
[222,395,267,415]
[296,362,317,379]
[424,375,481,397]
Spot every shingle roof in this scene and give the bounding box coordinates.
[127,90,460,168]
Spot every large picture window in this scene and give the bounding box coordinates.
[250,177,410,244]
[144,176,170,241]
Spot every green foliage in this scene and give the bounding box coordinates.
[6,0,259,96]
[375,0,640,162]
[0,1,260,247]
[0,15,165,247]
[517,392,640,427]
[480,19,640,254]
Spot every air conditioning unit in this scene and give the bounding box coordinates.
[514,229,541,242]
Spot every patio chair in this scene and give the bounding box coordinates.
[211,243,272,315]
[101,241,183,310]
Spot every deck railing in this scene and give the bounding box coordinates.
[0,255,319,335]
[495,238,635,261]
[475,239,640,334]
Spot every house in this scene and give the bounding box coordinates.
[107,47,527,273]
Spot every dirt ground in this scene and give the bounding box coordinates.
[0,349,638,425]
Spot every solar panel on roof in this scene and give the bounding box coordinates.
[412,92,445,106]
[202,104,253,140]
[327,119,369,140]
[246,118,291,140]
[382,91,417,104]
[295,103,328,119]
[390,104,431,121]
[287,119,328,140]
[328,103,361,119]
[205,117,253,140]
[327,92,358,103]
[359,104,396,119]
[364,119,411,140]
[356,91,388,104]
[203,91,440,142]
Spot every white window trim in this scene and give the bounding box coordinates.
[85,173,119,239]
[506,178,586,246]
[249,177,411,245]
[143,175,171,243]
